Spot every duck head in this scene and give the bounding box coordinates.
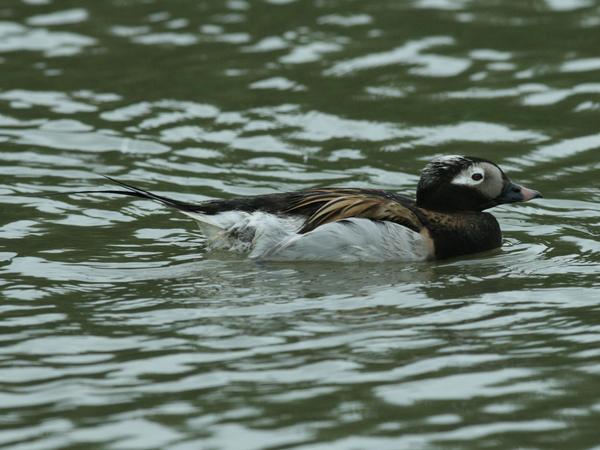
[416,155,542,212]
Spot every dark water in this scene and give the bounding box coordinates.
[1,0,599,449]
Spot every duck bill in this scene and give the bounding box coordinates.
[496,181,543,205]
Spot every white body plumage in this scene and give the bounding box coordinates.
[185,211,431,262]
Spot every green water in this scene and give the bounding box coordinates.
[1,0,599,449]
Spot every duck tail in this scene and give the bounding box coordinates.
[67,176,206,214]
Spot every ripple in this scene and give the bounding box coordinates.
[249,77,306,91]
[26,8,89,27]
[101,100,219,123]
[0,220,42,239]
[280,41,344,64]
[325,36,470,77]
[376,368,556,405]
[545,0,594,11]
[317,14,373,27]
[522,83,600,106]
[0,122,169,154]
[518,133,600,165]
[0,21,95,57]
[242,35,288,53]
[132,32,199,46]
[0,90,97,114]
[561,57,600,73]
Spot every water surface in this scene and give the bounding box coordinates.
[1,1,599,449]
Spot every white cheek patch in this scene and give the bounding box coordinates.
[451,164,485,187]
[451,162,504,199]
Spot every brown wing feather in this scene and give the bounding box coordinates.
[287,189,423,234]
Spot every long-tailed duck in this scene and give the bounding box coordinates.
[81,155,542,262]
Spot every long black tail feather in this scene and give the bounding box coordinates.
[66,176,205,213]
[64,176,306,216]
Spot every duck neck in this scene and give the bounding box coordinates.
[417,209,502,259]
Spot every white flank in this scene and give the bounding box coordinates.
[187,211,430,262]
[260,218,430,262]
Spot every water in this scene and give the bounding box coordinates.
[1,0,599,448]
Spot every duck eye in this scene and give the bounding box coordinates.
[471,173,483,181]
